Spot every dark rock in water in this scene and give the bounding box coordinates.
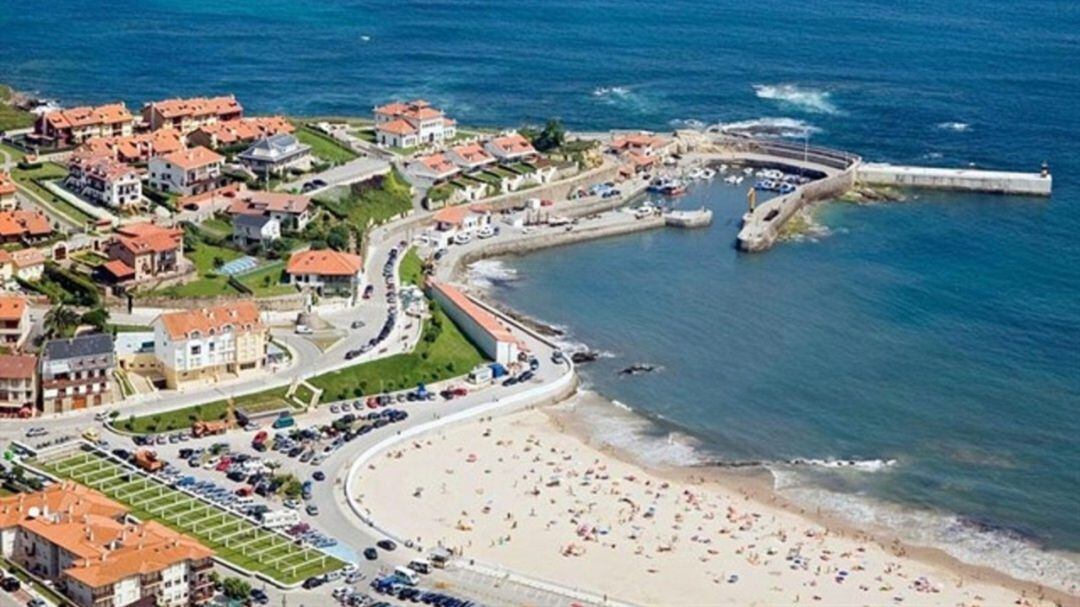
[571,351,600,364]
[619,363,656,376]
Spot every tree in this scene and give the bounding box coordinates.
[43,305,81,339]
[80,307,110,332]
[221,576,251,600]
[212,256,225,269]
[532,119,566,152]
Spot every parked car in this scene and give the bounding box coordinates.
[376,539,397,551]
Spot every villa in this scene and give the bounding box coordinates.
[286,249,364,297]
[152,300,267,389]
[74,129,185,165]
[102,222,185,283]
[33,102,135,146]
[0,354,36,415]
[237,133,312,177]
[141,94,243,132]
[225,190,312,231]
[484,132,538,162]
[148,146,226,196]
[609,132,672,158]
[40,333,116,413]
[66,153,143,210]
[186,116,294,149]
[373,99,456,148]
[0,210,53,244]
[0,295,30,349]
[0,483,215,606]
[0,172,16,210]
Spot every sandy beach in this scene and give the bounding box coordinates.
[353,391,1073,606]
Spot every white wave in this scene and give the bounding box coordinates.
[712,117,821,138]
[566,393,705,467]
[922,151,944,160]
[669,118,707,130]
[592,85,630,98]
[936,121,970,132]
[788,457,897,472]
[778,483,1080,593]
[466,259,518,289]
[754,84,839,115]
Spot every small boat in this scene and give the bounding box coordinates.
[687,168,706,180]
[700,167,716,180]
[778,182,796,194]
[742,167,754,175]
[754,179,778,191]
[724,175,739,185]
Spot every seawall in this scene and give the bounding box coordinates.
[857,163,1052,196]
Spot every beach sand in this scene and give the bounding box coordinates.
[354,393,1073,606]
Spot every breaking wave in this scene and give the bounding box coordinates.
[466,259,518,289]
[936,121,971,132]
[754,84,839,115]
[711,117,821,139]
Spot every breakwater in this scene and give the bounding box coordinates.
[857,163,1052,196]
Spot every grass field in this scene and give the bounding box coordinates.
[235,261,296,297]
[33,450,344,584]
[118,387,293,434]
[315,169,412,231]
[0,86,34,133]
[399,248,425,286]
[294,125,358,164]
[147,241,244,298]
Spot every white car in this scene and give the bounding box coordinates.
[476,225,495,239]
[453,232,472,245]
[295,324,314,335]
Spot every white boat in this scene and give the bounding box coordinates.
[687,168,706,180]
[724,175,739,184]
[742,167,754,175]
[453,232,472,245]
[700,167,716,180]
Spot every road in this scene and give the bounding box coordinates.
[281,157,391,195]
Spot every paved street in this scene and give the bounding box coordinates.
[281,157,391,195]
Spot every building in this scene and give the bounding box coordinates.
[232,214,280,247]
[0,210,53,244]
[447,143,495,172]
[0,172,16,211]
[10,248,45,281]
[0,483,215,607]
[66,153,142,210]
[141,95,243,132]
[484,132,538,162]
[608,132,671,158]
[74,130,185,165]
[406,153,460,187]
[432,204,491,234]
[0,295,30,350]
[373,100,456,148]
[152,301,267,389]
[148,146,225,196]
[237,133,312,177]
[429,281,523,365]
[285,249,363,297]
[33,103,135,146]
[103,223,185,284]
[225,190,311,231]
[0,354,36,415]
[40,333,115,413]
[186,116,294,149]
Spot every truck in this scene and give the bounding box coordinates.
[191,420,228,438]
[259,509,300,530]
[133,449,164,473]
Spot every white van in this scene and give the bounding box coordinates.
[407,558,431,574]
[393,566,419,586]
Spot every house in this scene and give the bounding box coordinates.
[0,483,215,606]
[232,214,280,247]
[447,143,495,172]
[609,132,672,158]
[373,100,456,148]
[74,130,185,165]
[484,132,538,162]
[141,95,243,132]
[285,249,363,297]
[432,204,492,233]
[237,133,312,177]
[152,301,267,389]
[186,116,294,149]
[148,146,225,196]
[66,153,142,210]
[0,172,16,211]
[0,354,36,414]
[103,222,185,283]
[225,190,311,231]
[406,153,460,187]
[0,295,30,349]
[10,248,45,281]
[40,333,116,413]
[33,103,135,146]
[429,281,524,365]
[0,210,53,243]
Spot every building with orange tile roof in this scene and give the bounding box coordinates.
[373,99,456,148]
[141,94,243,133]
[0,354,36,413]
[406,152,461,185]
[225,190,312,230]
[429,281,523,365]
[609,132,671,157]
[187,116,294,149]
[152,301,267,388]
[0,210,53,244]
[0,172,16,211]
[103,222,185,283]
[432,204,492,233]
[286,249,364,297]
[0,295,29,350]
[0,483,214,606]
[33,103,135,146]
[484,132,538,162]
[148,146,226,196]
[74,129,185,165]
[66,153,142,210]
[9,247,45,281]
[447,142,496,171]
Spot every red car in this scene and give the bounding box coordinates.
[235,486,253,497]
[215,457,231,472]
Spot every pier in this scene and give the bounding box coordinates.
[856,163,1052,196]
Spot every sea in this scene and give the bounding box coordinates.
[2,0,1078,593]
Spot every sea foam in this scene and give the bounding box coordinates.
[713,117,821,138]
[936,121,971,132]
[754,84,839,115]
[466,259,519,289]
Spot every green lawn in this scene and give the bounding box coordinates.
[118,387,292,434]
[294,125,358,164]
[9,162,95,226]
[399,247,424,286]
[236,261,296,297]
[0,142,26,163]
[315,169,412,231]
[147,241,243,298]
[0,86,34,133]
[33,451,344,584]
[199,215,233,239]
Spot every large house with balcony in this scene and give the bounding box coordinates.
[0,355,36,415]
[141,95,243,133]
[33,103,135,146]
[102,222,184,284]
[66,153,142,211]
[0,295,29,349]
[39,333,116,413]
[285,249,363,298]
[373,100,456,148]
[225,190,312,231]
[152,301,267,389]
[74,130,185,165]
[148,146,225,196]
[0,483,215,607]
[238,133,312,177]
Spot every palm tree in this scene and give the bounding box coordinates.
[43,305,80,339]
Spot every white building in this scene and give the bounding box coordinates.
[66,153,142,210]
[285,249,364,298]
[148,146,225,196]
[152,301,267,389]
[238,133,312,177]
[429,281,523,366]
[232,213,280,247]
[373,100,456,148]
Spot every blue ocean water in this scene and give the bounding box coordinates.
[2,0,1078,590]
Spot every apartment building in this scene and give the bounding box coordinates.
[141,95,243,132]
[33,103,135,146]
[40,333,115,413]
[152,301,267,389]
[148,146,225,196]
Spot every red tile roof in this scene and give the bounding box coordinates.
[191,116,294,145]
[0,296,27,322]
[75,130,185,163]
[101,259,135,279]
[430,281,517,343]
[227,191,311,216]
[432,204,489,226]
[157,300,263,341]
[489,133,536,156]
[0,211,53,239]
[0,355,35,379]
[0,173,15,197]
[377,119,417,136]
[114,222,183,256]
[158,146,223,171]
[43,103,133,130]
[286,249,363,277]
[417,153,458,175]
[145,95,241,119]
[10,248,44,268]
[451,143,494,166]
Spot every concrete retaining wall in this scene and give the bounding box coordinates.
[857,163,1052,196]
